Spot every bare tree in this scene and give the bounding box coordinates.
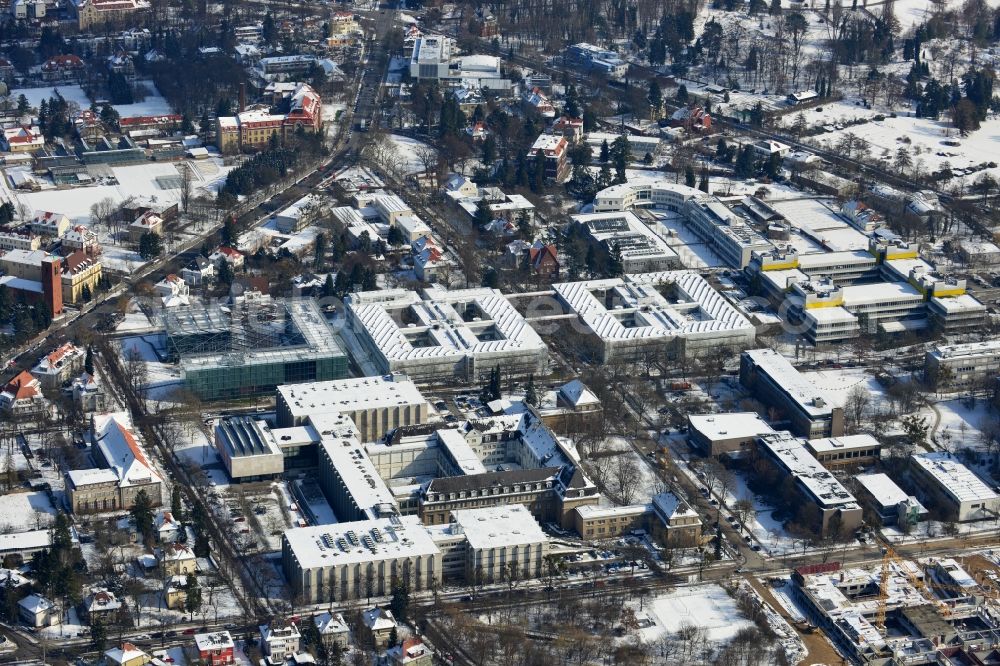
[844,385,871,434]
[179,163,193,214]
[611,454,643,505]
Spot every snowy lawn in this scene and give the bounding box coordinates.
[0,490,58,533]
[387,134,435,175]
[641,584,754,643]
[12,84,91,110]
[113,81,173,117]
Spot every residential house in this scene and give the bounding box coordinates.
[104,643,150,666]
[62,225,100,255]
[667,106,711,131]
[18,594,55,627]
[81,588,123,623]
[525,242,559,278]
[209,246,245,270]
[443,174,479,198]
[121,198,178,224]
[523,87,556,118]
[552,116,584,143]
[2,126,44,153]
[159,543,197,575]
[314,612,349,651]
[164,575,187,610]
[153,274,190,307]
[414,243,454,283]
[527,134,569,182]
[106,52,135,78]
[128,211,163,243]
[41,54,85,81]
[69,371,107,412]
[361,608,397,650]
[194,631,235,666]
[465,121,488,140]
[0,371,45,415]
[181,256,215,287]
[31,341,86,389]
[260,620,301,661]
[386,637,433,666]
[155,510,180,542]
[31,211,72,238]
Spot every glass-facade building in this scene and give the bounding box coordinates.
[164,298,348,401]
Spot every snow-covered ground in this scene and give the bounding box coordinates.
[924,396,993,447]
[387,134,435,175]
[113,81,173,117]
[809,111,1000,187]
[12,84,91,111]
[641,584,754,643]
[0,490,57,533]
[41,607,88,639]
[118,334,184,403]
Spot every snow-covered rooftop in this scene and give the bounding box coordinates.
[742,349,837,419]
[759,433,858,509]
[451,505,546,550]
[283,515,439,570]
[688,412,775,441]
[346,286,547,363]
[277,374,426,423]
[552,272,754,342]
[911,452,999,504]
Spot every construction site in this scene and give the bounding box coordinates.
[791,548,1000,665]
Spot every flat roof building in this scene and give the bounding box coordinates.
[276,373,429,441]
[740,349,844,438]
[214,416,285,481]
[592,179,773,268]
[345,286,548,383]
[757,432,862,537]
[687,412,775,457]
[909,452,1000,522]
[437,505,549,583]
[552,272,756,363]
[855,473,927,528]
[805,434,881,469]
[924,339,1000,389]
[282,515,442,603]
[573,212,680,274]
[164,297,348,401]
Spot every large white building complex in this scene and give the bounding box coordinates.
[551,272,756,362]
[745,223,985,344]
[924,339,1000,388]
[593,180,771,268]
[345,286,548,383]
[428,505,549,583]
[276,374,430,440]
[409,35,511,89]
[739,349,844,438]
[282,516,442,603]
[573,211,680,274]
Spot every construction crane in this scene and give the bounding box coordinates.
[871,537,1000,633]
[874,536,952,631]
